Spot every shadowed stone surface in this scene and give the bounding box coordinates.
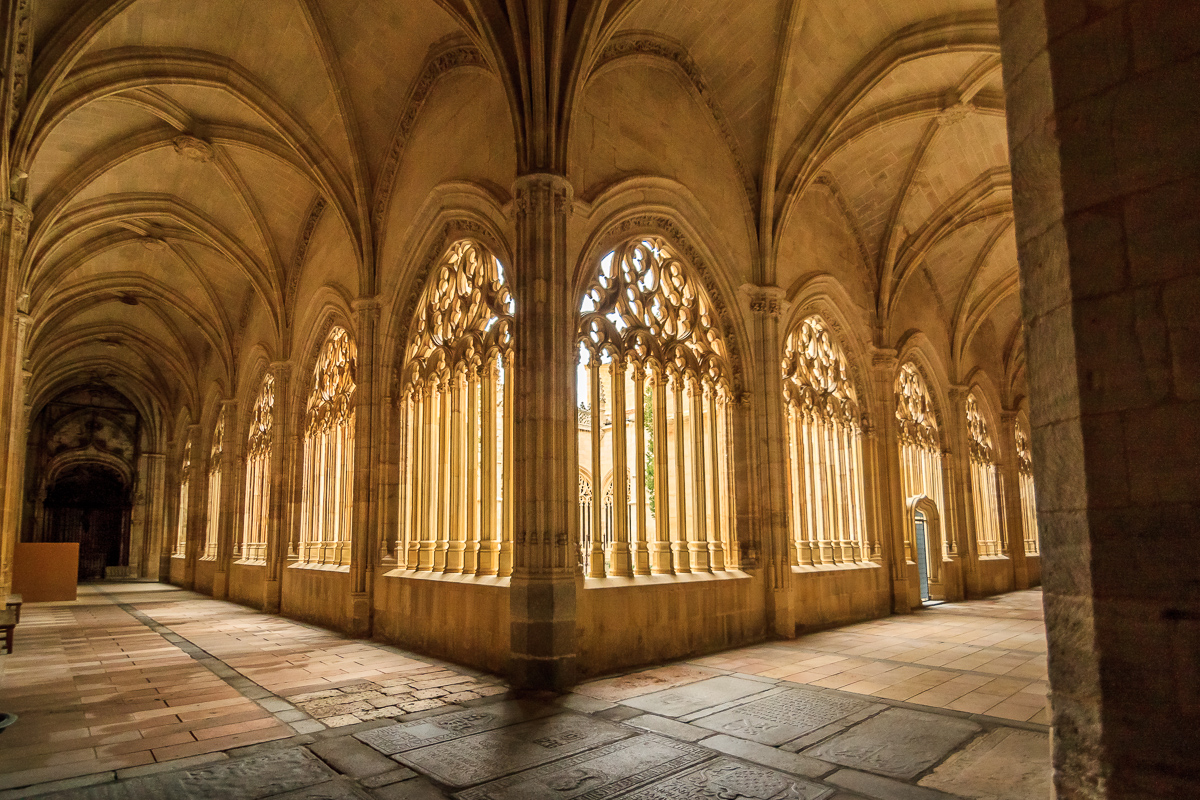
[356,702,556,755]
[454,734,712,799]
[612,757,833,800]
[692,688,873,746]
[394,713,634,788]
[574,666,720,702]
[621,676,769,718]
[918,728,1051,799]
[803,709,981,780]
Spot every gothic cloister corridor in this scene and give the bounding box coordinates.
[0,583,1048,799]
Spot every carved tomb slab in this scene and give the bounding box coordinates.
[395,712,634,788]
[454,734,712,800]
[692,687,873,746]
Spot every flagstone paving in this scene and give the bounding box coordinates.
[0,584,1050,799]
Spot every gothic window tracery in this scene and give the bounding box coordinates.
[1016,420,1039,556]
[895,363,952,563]
[397,239,514,576]
[966,393,1006,558]
[782,316,872,566]
[298,327,356,566]
[202,410,225,560]
[240,375,273,562]
[576,236,735,577]
[174,436,191,556]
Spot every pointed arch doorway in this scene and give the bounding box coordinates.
[907,495,945,604]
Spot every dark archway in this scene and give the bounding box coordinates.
[41,465,132,581]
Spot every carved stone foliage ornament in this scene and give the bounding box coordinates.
[783,316,859,427]
[403,239,513,387]
[579,236,729,385]
[209,408,225,469]
[247,374,274,457]
[965,393,995,464]
[173,135,214,163]
[306,327,356,436]
[180,436,192,481]
[1015,421,1032,475]
[895,363,938,449]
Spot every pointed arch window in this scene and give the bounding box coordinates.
[966,393,1006,557]
[782,316,870,566]
[240,375,274,563]
[202,410,225,560]
[576,236,735,577]
[398,240,514,576]
[895,364,952,563]
[298,327,356,566]
[1015,421,1039,556]
[174,436,191,556]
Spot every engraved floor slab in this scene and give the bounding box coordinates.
[574,665,720,702]
[39,749,336,800]
[918,727,1051,800]
[621,676,769,718]
[802,708,981,780]
[454,734,712,800]
[356,701,557,755]
[395,712,634,788]
[692,688,873,746]
[611,756,832,800]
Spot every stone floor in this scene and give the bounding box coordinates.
[0,584,1051,799]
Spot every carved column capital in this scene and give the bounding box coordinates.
[351,295,382,314]
[512,173,573,219]
[739,284,788,317]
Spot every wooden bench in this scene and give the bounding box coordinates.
[0,608,14,655]
[5,594,21,623]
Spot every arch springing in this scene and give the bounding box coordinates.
[966,393,1006,558]
[895,364,952,564]
[782,316,872,566]
[298,327,356,566]
[398,240,514,576]
[577,237,735,577]
[202,409,225,560]
[239,375,274,563]
[1015,421,1039,556]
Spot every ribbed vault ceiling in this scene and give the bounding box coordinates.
[11,0,1025,432]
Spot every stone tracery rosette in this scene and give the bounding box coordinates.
[247,374,274,458]
[782,316,860,428]
[578,236,730,389]
[965,393,995,464]
[895,363,939,450]
[403,239,514,389]
[306,327,357,436]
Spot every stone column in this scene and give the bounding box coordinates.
[508,173,578,690]
[182,423,203,589]
[350,297,380,637]
[743,286,793,637]
[212,399,238,599]
[945,385,979,597]
[999,411,1030,589]
[139,453,166,580]
[998,2,1200,796]
[263,361,291,613]
[0,203,30,600]
[869,348,910,612]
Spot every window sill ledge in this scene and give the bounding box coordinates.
[792,562,881,574]
[583,570,750,589]
[381,569,510,588]
[288,562,351,573]
[233,559,267,567]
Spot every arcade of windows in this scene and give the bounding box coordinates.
[174,237,1039,583]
